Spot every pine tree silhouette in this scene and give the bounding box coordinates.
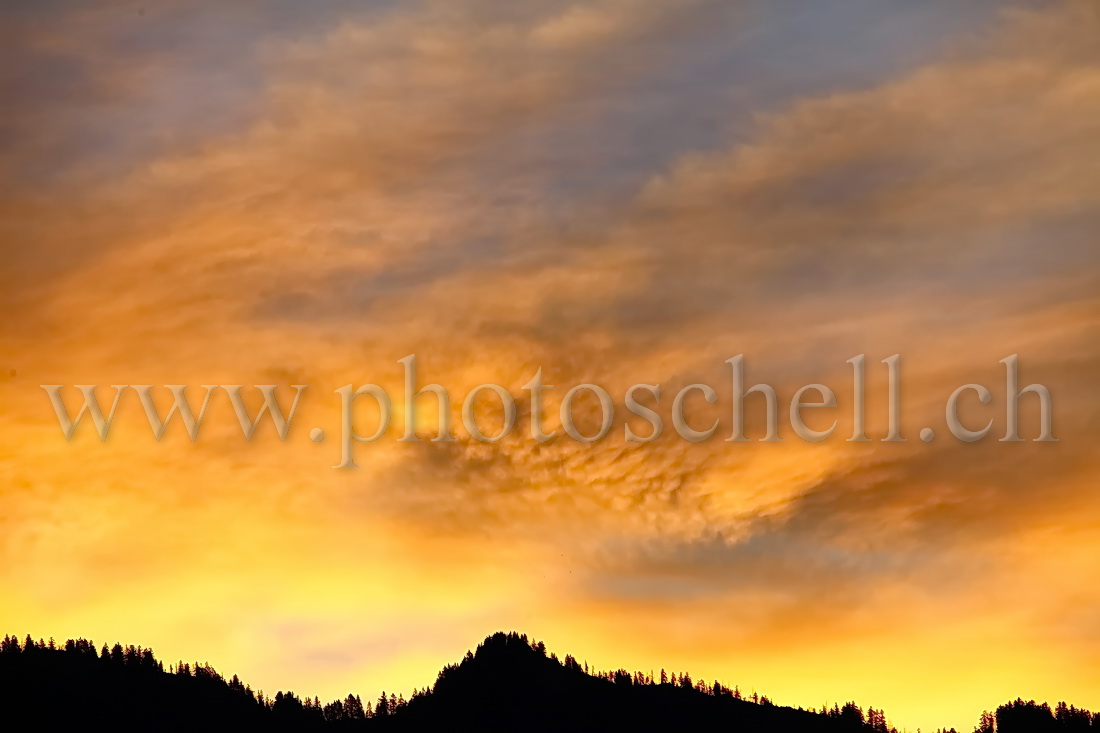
[1,632,1096,732]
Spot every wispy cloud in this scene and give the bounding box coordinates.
[1,1,1097,729]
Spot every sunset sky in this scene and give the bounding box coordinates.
[1,1,1098,729]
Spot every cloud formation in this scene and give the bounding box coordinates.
[1,1,1097,729]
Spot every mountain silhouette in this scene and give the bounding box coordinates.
[2,632,1096,731]
[393,631,862,732]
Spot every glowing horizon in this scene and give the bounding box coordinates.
[1,1,1098,730]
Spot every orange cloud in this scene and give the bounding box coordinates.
[0,2,1097,730]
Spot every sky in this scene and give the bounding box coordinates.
[1,1,1099,729]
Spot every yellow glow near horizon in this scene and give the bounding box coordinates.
[1,2,1098,731]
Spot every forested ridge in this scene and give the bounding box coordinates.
[1,632,1095,731]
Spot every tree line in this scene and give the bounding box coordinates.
[1,632,1096,731]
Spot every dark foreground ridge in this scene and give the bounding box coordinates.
[1,632,1096,731]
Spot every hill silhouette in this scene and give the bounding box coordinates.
[395,631,873,732]
[2,632,1097,731]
